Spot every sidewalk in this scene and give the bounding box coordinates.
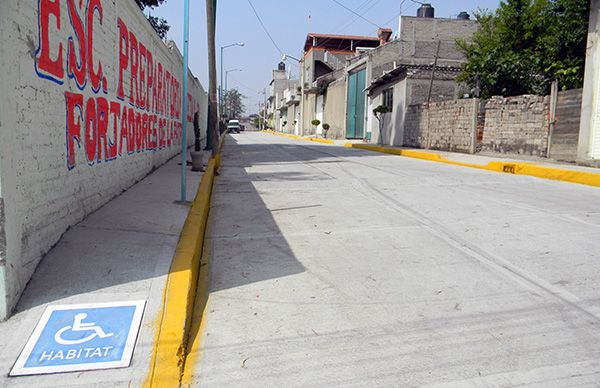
[0,155,206,387]
[269,130,597,172]
[267,129,600,185]
[339,140,600,174]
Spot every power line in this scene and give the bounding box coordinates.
[329,0,381,29]
[337,0,384,33]
[228,75,260,94]
[246,0,284,55]
[332,0,378,32]
[379,0,420,32]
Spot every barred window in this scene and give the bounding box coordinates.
[382,88,393,111]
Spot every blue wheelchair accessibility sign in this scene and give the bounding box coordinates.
[10,301,145,376]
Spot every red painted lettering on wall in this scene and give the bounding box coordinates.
[117,18,129,101]
[96,97,109,161]
[37,0,64,82]
[66,92,84,170]
[67,0,87,88]
[87,0,105,93]
[36,1,193,169]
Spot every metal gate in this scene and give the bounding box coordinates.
[346,68,366,139]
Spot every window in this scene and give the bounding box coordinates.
[382,88,393,112]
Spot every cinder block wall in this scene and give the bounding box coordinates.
[404,99,477,153]
[482,95,550,156]
[0,0,207,319]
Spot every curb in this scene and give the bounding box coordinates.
[345,143,600,188]
[262,129,334,145]
[261,131,600,188]
[144,134,227,388]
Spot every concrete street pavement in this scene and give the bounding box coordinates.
[189,132,600,387]
[0,156,205,387]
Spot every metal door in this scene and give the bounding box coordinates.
[346,69,366,139]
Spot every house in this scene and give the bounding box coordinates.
[309,4,478,143]
[364,6,478,145]
[266,62,298,132]
[299,31,390,136]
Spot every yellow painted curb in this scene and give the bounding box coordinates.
[344,143,600,188]
[145,134,228,388]
[261,129,334,145]
[307,137,335,145]
[180,215,213,387]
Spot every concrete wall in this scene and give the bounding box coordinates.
[550,89,583,162]
[577,0,599,164]
[0,0,207,319]
[366,16,477,80]
[404,99,478,153]
[303,93,317,136]
[481,95,550,157]
[369,79,408,145]
[281,103,299,134]
[323,78,347,139]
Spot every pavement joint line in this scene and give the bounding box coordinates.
[77,224,182,237]
[261,131,600,189]
[144,133,227,388]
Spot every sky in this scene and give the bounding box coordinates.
[150,0,500,113]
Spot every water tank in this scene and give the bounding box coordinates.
[417,3,434,18]
[457,11,470,20]
[278,62,286,71]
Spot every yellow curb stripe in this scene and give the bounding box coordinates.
[261,129,334,144]
[145,135,228,388]
[344,143,600,188]
[180,220,213,386]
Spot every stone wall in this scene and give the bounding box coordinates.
[481,95,550,157]
[0,0,207,319]
[404,99,478,153]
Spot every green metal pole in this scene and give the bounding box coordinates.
[180,0,190,202]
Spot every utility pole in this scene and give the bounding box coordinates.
[263,88,268,130]
[206,0,219,156]
[179,0,190,202]
[426,40,441,105]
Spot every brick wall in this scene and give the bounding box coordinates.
[481,95,550,156]
[0,0,207,319]
[404,99,477,153]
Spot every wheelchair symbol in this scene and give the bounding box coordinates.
[54,313,114,345]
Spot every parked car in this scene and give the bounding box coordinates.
[227,119,241,133]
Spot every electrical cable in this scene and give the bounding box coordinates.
[246,0,285,55]
[329,0,382,29]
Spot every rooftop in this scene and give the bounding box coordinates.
[303,33,381,53]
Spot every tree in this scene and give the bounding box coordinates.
[373,105,390,145]
[135,0,170,39]
[457,0,590,98]
[223,89,246,118]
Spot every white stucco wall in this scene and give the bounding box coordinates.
[369,78,407,146]
[578,0,599,164]
[0,0,207,319]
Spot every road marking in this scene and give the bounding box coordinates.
[10,301,145,376]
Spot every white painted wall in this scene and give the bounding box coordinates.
[369,78,407,146]
[316,94,324,135]
[0,0,207,319]
[578,0,600,164]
